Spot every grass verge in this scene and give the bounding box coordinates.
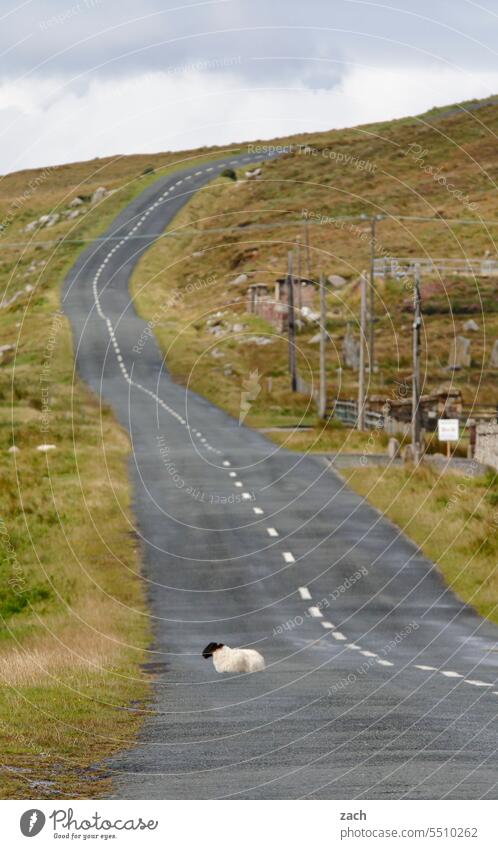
[343,464,498,625]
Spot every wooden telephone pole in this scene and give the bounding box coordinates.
[412,264,422,462]
[357,270,368,430]
[287,251,297,392]
[369,216,377,367]
[319,272,327,418]
[303,218,312,280]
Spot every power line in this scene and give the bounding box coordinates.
[2,211,498,251]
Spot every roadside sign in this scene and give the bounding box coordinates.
[438,418,459,442]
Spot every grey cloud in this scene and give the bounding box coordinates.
[2,0,498,83]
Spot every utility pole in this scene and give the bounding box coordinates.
[357,270,368,431]
[319,272,327,418]
[296,236,303,315]
[303,218,312,280]
[287,251,297,392]
[412,264,422,462]
[369,216,377,368]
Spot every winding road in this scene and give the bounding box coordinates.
[63,150,498,800]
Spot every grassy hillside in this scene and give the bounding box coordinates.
[129,98,498,432]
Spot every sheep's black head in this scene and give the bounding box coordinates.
[202,642,224,659]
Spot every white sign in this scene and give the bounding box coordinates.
[438,418,459,441]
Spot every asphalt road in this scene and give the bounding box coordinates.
[63,150,498,800]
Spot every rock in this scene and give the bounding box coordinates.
[69,197,84,207]
[45,214,59,228]
[240,336,273,346]
[387,437,400,459]
[8,445,19,454]
[209,326,225,337]
[210,348,224,358]
[36,444,56,452]
[24,220,39,233]
[38,215,51,225]
[231,323,245,333]
[328,274,347,288]
[229,273,248,286]
[67,210,81,220]
[448,336,471,369]
[192,251,204,257]
[309,333,321,344]
[24,284,34,293]
[463,319,479,332]
[245,168,262,179]
[301,306,320,323]
[490,340,498,368]
[91,186,109,204]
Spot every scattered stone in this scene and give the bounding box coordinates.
[490,340,498,367]
[8,445,19,454]
[192,251,204,257]
[463,319,479,332]
[91,186,109,204]
[69,197,84,207]
[231,323,245,333]
[210,348,224,358]
[387,437,400,459]
[36,444,56,452]
[301,306,320,323]
[24,220,39,233]
[448,336,471,369]
[239,335,273,346]
[0,343,15,355]
[67,210,81,220]
[229,273,248,286]
[328,274,347,288]
[245,167,262,179]
[309,333,321,344]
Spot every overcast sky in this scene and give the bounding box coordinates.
[2,0,498,171]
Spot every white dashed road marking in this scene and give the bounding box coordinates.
[298,587,311,600]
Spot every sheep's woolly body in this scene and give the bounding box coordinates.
[212,645,265,673]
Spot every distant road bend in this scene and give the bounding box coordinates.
[63,150,498,800]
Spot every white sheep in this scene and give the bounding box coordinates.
[202,641,265,673]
